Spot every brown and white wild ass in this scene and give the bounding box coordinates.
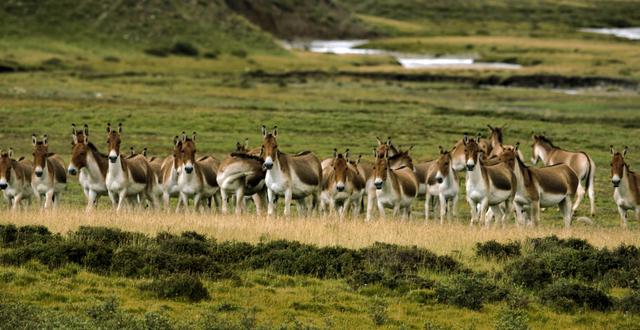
[463,135,516,226]
[425,147,459,223]
[0,149,33,210]
[68,124,109,211]
[610,146,640,228]
[31,134,66,208]
[261,126,322,217]
[321,149,365,219]
[372,148,418,220]
[176,132,220,211]
[532,134,596,216]
[105,123,158,211]
[217,140,266,215]
[451,133,492,172]
[496,143,582,227]
[157,137,184,210]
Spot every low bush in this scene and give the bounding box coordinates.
[203,51,219,59]
[73,226,141,246]
[528,236,593,253]
[139,275,209,302]
[144,47,170,57]
[539,280,612,312]
[475,240,521,260]
[504,256,552,289]
[368,298,388,326]
[617,290,640,314]
[435,273,507,310]
[0,224,56,247]
[170,42,199,57]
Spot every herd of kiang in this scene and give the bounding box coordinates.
[0,123,638,228]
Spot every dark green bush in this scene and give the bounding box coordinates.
[539,280,612,312]
[504,256,552,289]
[528,236,593,253]
[203,51,219,59]
[144,47,170,57]
[111,246,146,277]
[475,240,521,260]
[617,290,640,314]
[139,275,209,302]
[0,224,56,247]
[73,226,140,246]
[170,42,199,57]
[435,273,507,310]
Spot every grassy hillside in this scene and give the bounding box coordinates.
[225,0,377,39]
[340,0,640,37]
[0,0,279,53]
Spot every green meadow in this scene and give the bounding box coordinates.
[1,0,640,328]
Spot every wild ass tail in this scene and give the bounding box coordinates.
[583,152,596,216]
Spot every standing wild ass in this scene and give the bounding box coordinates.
[321,149,365,219]
[0,148,33,210]
[217,141,266,215]
[157,137,184,210]
[105,123,158,211]
[610,146,640,228]
[425,147,459,223]
[31,134,66,208]
[175,132,220,211]
[532,134,596,216]
[463,135,516,226]
[451,133,492,172]
[68,124,109,211]
[496,143,581,227]
[261,126,322,217]
[372,148,418,220]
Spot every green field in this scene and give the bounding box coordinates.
[2,1,640,328]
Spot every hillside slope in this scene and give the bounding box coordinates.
[0,0,279,52]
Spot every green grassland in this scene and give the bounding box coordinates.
[2,0,640,328]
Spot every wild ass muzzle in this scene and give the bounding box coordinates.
[0,148,33,210]
[105,123,158,211]
[261,126,322,217]
[610,146,640,228]
[372,148,418,220]
[217,140,266,215]
[496,143,584,227]
[321,149,365,219]
[68,124,109,211]
[425,147,459,223]
[31,134,66,208]
[176,132,220,211]
[532,134,596,216]
[463,135,516,226]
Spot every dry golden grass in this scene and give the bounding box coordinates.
[3,207,638,256]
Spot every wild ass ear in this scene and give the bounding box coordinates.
[333,148,338,159]
[72,123,77,135]
[407,145,414,152]
[129,147,135,156]
[439,145,444,154]
[356,154,362,164]
[244,138,249,149]
[43,134,48,146]
[475,133,481,143]
[463,134,469,145]
[610,145,615,155]
[143,147,148,157]
[174,136,180,146]
[372,148,377,158]
[107,122,111,133]
[345,148,350,161]
[272,126,278,137]
[386,136,392,147]
[376,136,383,145]
[84,124,89,137]
[236,141,242,150]
[515,142,520,151]
[192,132,197,142]
[623,146,628,157]
[181,131,186,142]
[118,123,123,134]
[487,124,493,130]
[32,134,37,146]
[261,125,267,137]
[8,148,13,158]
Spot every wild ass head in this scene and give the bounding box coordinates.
[106,123,123,163]
[261,125,278,170]
[0,148,14,190]
[69,124,91,175]
[32,134,50,178]
[610,145,629,188]
[463,134,483,172]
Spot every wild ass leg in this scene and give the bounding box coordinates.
[513,202,526,226]
[86,190,98,212]
[116,190,127,212]
[571,182,586,214]
[220,189,229,214]
[617,205,628,228]
[366,186,376,221]
[531,200,541,227]
[425,193,432,222]
[467,197,478,225]
[234,187,245,215]
[439,194,447,225]
[559,198,573,228]
[283,189,293,217]
[44,190,55,209]
[267,188,276,217]
[11,193,23,211]
[478,198,490,226]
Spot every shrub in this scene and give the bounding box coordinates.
[504,256,552,289]
[203,51,219,59]
[111,246,146,277]
[170,42,199,57]
[495,308,529,330]
[103,56,120,62]
[475,240,521,260]
[617,290,640,314]
[0,224,55,247]
[139,275,209,302]
[435,273,507,310]
[230,49,248,58]
[144,48,170,57]
[368,298,388,326]
[528,236,593,253]
[73,226,140,246]
[539,280,612,312]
